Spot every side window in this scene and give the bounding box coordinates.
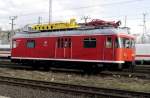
[131,39,135,48]
[68,38,71,48]
[120,38,126,48]
[106,37,112,48]
[61,38,64,48]
[12,40,19,48]
[64,38,68,48]
[125,39,130,48]
[57,38,71,48]
[12,40,17,48]
[57,38,61,48]
[64,38,71,48]
[115,38,119,48]
[83,38,96,48]
[27,40,35,48]
[83,38,89,48]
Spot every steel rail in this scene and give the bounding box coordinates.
[0,60,149,79]
[0,76,149,98]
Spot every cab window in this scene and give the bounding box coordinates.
[120,38,133,48]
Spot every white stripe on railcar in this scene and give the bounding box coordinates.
[11,57,124,63]
[136,56,150,61]
[0,45,10,49]
[0,51,11,57]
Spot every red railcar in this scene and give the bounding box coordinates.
[11,20,135,71]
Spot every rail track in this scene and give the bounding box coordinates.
[0,59,149,97]
[0,75,149,98]
[0,60,149,79]
[135,65,150,73]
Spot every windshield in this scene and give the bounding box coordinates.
[116,37,135,48]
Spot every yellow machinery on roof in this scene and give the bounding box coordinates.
[32,18,80,31]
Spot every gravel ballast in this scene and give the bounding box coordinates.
[0,67,149,93]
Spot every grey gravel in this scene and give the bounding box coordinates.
[0,83,90,98]
[0,67,149,93]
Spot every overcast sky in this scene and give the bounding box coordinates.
[0,0,149,34]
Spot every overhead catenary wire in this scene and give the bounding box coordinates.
[2,0,143,18]
[0,0,148,30]
[0,0,146,21]
[56,0,143,11]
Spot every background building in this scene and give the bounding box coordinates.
[0,28,10,44]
